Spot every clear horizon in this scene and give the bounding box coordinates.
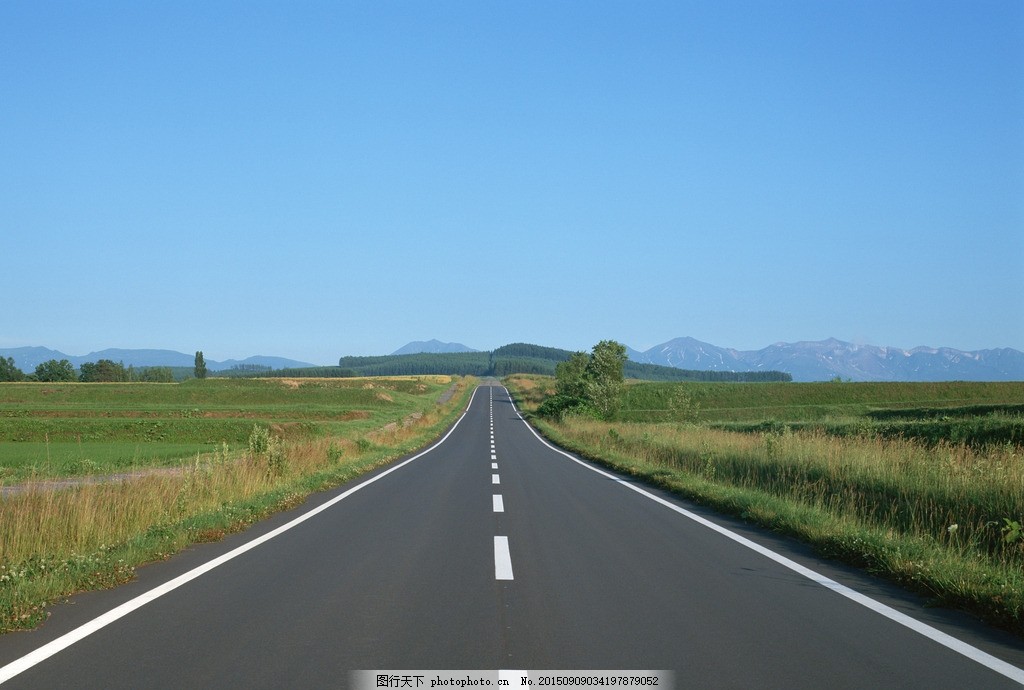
[3,2,1022,365]
[2,335,1022,369]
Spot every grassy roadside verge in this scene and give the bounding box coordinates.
[0,377,475,634]
[506,377,1024,636]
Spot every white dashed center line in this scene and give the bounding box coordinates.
[490,389,513,581]
[494,536,514,580]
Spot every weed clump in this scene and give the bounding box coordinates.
[248,425,287,477]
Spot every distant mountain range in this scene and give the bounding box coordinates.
[4,337,1022,382]
[395,337,1024,382]
[627,337,1024,382]
[0,347,316,373]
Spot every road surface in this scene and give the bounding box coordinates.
[1,385,1022,688]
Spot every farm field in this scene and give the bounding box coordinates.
[616,379,1024,446]
[624,378,1024,414]
[507,375,1024,635]
[0,376,472,632]
[0,377,454,484]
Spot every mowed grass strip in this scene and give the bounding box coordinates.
[506,375,1024,636]
[0,376,473,633]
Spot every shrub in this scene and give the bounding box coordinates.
[248,425,270,456]
[537,394,591,420]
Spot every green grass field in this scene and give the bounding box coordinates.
[508,376,1024,425]
[615,380,1024,446]
[616,379,1024,420]
[0,376,454,483]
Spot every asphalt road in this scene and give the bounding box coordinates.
[1,385,1022,688]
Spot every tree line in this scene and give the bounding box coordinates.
[0,342,794,384]
[325,344,792,381]
[231,343,793,381]
[0,357,177,383]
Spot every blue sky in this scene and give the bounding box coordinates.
[3,1,1022,365]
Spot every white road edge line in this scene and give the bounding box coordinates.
[494,536,514,580]
[501,388,1024,685]
[0,386,484,686]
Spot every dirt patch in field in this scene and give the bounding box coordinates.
[269,422,307,438]
[202,411,265,419]
[375,392,393,402]
[12,410,162,419]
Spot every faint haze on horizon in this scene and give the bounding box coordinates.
[2,2,1021,366]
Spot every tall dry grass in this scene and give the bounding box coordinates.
[529,415,1024,633]
[557,418,1023,563]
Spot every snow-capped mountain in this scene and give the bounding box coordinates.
[630,337,1024,382]
[640,337,746,371]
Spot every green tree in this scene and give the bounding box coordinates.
[0,357,26,382]
[139,366,174,383]
[194,351,207,379]
[79,359,128,382]
[538,351,593,418]
[34,359,76,382]
[540,340,627,420]
[555,351,590,399]
[584,340,627,419]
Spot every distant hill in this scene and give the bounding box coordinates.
[630,337,1024,382]
[0,347,69,373]
[333,342,789,382]
[0,347,316,374]
[390,340,478,356]
[215,356,321,371]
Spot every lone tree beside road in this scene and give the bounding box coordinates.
[584,339,628,419]
[555,351,590,400]
[540,339,628,420]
